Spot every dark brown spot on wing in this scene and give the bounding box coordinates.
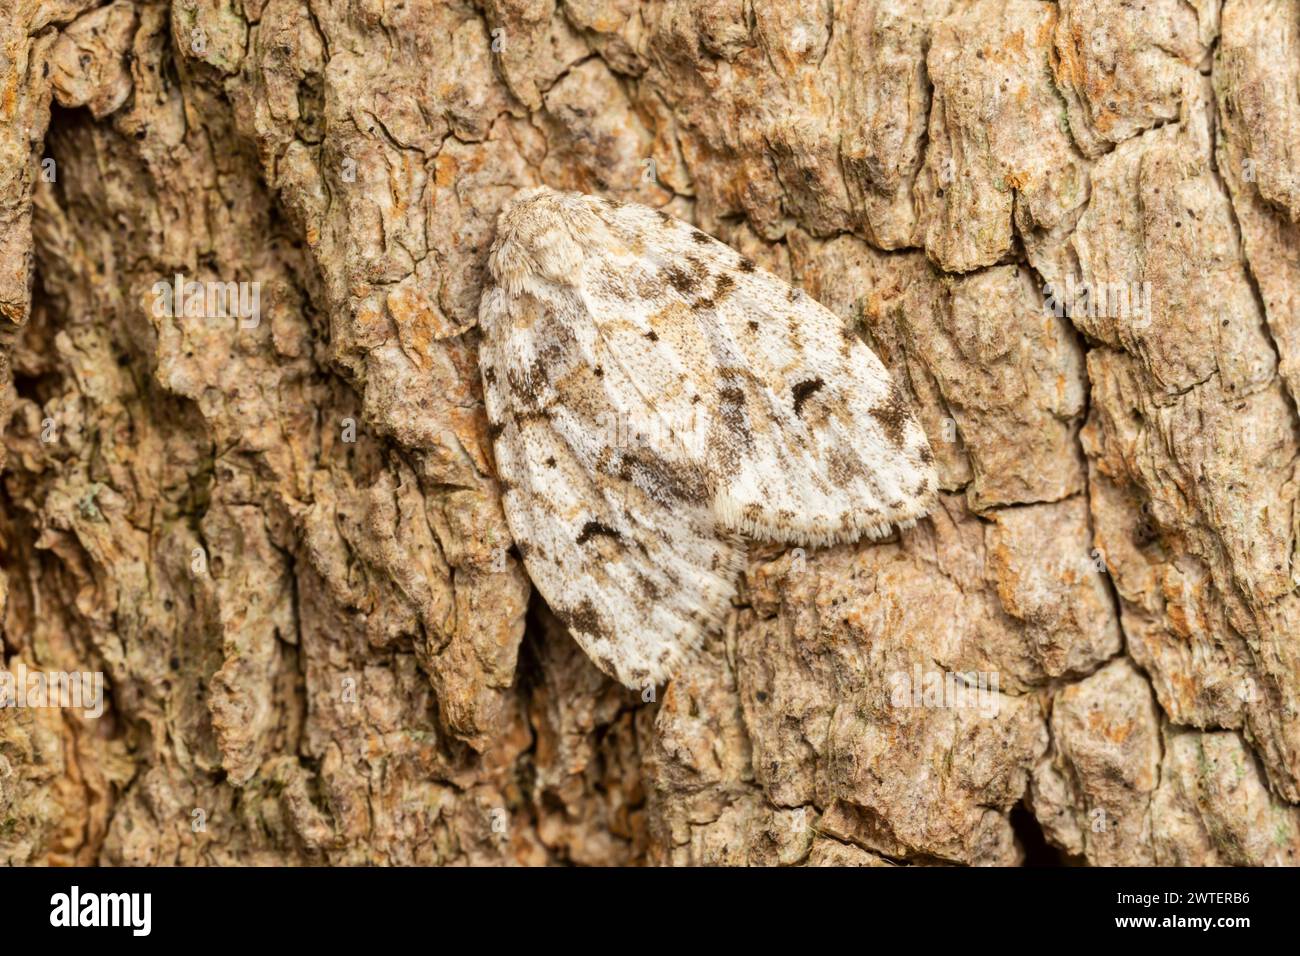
[791,378,824,416]
[506,331,571,402]
[506,366,535,400]
[556,598,611,642]
[516,408,552,424]
[576,520,620,545]
[615,450,708,506]
[693,273,735,312]
[664,265,696,294]
[635,572,662,601]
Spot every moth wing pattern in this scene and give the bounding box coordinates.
[479,185,938,688]
[478,283,744,689]
[569,194,939,546]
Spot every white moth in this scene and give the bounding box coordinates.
[478,187,937,688]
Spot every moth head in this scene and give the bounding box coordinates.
[488,186,609,296]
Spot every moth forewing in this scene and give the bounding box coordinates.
[479,186,937,687]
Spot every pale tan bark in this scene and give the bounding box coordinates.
[2,0,1299,866]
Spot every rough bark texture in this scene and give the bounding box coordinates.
[2,0,1299,866]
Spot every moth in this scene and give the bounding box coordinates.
[478,187,937,689]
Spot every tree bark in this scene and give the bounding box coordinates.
[2,0,1299,866]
